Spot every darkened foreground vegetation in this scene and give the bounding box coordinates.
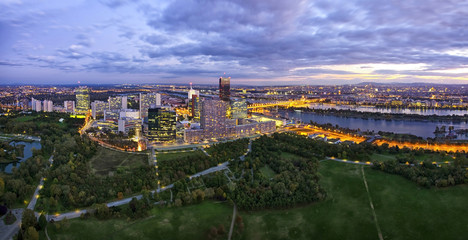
[0,112,81,208]
[228,133,326,210]
[48,161,468,240]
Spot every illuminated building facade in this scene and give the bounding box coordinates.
[91,100,108,119]
[219,77,230,101]
[147,107,176,142]
[109,96,122,110]
[64,100,75,113]
[139,93,161,119]
[43,100,53,112]
[75,87,90,115]
[189,94,200,120]
[200,99,227,139]
[230,98,247,119]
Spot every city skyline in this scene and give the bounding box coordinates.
[1,0,468,85]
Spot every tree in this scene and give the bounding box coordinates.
[21,209,37,233]
[38,214,47,230]
[23,226,39,240]
[0,177,4,197]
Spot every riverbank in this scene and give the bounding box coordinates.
[290,107,468,122]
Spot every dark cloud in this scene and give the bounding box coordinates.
[136,0,468,79]
[0,60,22,66]
[99,0,138,8]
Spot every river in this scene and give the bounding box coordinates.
[0,141,42,173]
[279,110,468,140]
[309,103,468,116]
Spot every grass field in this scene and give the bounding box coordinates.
[90,147,148,175]
[371,152,455,163]
[47,201,233,240]
[371,153,397,161]
[259,165,276,178]
[49,157,468,240]
[156,150,205,162]
[13,115,37,122]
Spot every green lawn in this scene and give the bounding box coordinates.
[13,115,37,122]
[280,151,305,160]
[371,153,396,162]
[90,147,148,175]
[259,165,276,179]
[156,150,205,162]
[47,159,468,240]
[47,201,233,240]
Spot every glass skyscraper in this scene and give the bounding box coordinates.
[75,87,90,115]
[147,107,176,142]
[219,77,230,101]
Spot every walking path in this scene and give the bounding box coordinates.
[361,166,384,240]
[227,204,237,240]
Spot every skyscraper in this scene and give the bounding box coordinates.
[147,107,176,142]
[64,101,75,114]
[201,99,227,139]
[219,77,230,101]
[139,93,161,119]
[190,95,200,120]
[108,96,122,110]
[75,87,90,115]
[91,100,108,119]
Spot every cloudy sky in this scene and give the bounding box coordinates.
[1,0,468,85]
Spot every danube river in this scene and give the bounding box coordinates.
[0,141,41,173]
[279,110,468,140]
[309,103,468,116]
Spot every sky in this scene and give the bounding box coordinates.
[1,0,468,86]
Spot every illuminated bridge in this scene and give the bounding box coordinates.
[248,99,318,109]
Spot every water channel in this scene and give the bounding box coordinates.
[0,141,42,173]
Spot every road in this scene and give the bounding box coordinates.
[324,157,373,165]
[27,178,44,210]
[0,209,23,240]
[0,155,54,240]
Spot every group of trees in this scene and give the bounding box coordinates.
[373,158,467,188]
[206,138,250,162]
[15,209,47,240]
[227,133,326,210]
[158,152,216,185]
[37,133,157,211]
[0,141,24,163]
[0,154,47,207]
[91,196,152,221]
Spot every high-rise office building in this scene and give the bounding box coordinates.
[189,95,200,120]
[108,96,122,110]
[139,93,161,119]
[188,83,200,100]
[64,101,75,114]
[91,100,108,119]
[147,107,176,142]
[219,77,230,101]
[75,87,90,115]
[230,98,247,119]
[43,100,53,112]
[121,96,127,109]
[201,99,227,139]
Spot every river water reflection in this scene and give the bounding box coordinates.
[279,110,468,140]
[309,103,468,116]
[0,141,41,173]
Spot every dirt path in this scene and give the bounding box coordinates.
[361,166,384,240]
